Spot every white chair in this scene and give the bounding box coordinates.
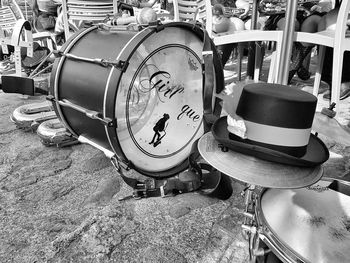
[0,19,34,76]
[293,1,350,112]
[61,0,118,41]
[199,0,284,83]
[0,3,57,51]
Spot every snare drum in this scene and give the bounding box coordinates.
[50,22,223,179]
[256,179,350,263]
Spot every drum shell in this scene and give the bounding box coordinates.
[51,27,135,150]
[50,23,223,177]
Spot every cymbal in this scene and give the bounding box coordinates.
[198,132,323,189]
[312,111,350,146]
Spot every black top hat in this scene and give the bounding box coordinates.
[212,83,329,167]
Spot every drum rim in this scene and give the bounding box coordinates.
[256,178,342,263]
[103,22,218,178]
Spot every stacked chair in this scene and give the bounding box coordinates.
[172,0,283,83]
[202,0,284,83]
[61,0,118,41]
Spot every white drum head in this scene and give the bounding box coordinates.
[114,26,206,173]
[260,180,350,263]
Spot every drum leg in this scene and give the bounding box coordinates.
[241,184,257,240]
[255,241,281,263]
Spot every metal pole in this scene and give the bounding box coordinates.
[276,0,298,84]
[246,0,259,79]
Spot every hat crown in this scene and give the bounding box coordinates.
[233,83,318,157]
[237,83,317,129]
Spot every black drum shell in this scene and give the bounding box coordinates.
[51,27,134,150]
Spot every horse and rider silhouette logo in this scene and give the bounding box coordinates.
[149,113,170,147]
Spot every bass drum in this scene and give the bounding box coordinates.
[50,22,223,178]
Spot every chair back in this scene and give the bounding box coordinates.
[172,0,213,37]
[0,6,17,34]
[196,0,212,35]
[172,0,197,22]
[16,0,34,23]
[61,0,118,40]
[0,0,25,36]
[333,0,350,44]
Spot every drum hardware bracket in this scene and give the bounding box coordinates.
[202,51,213,56]
[201,51,213,70]
[99,23,141,33]
[133,179,158,199]
[52,50,129,71]
[118,178,159,201]
[110,155,132,173]
[146,20,165,32]
[159,184,177,198]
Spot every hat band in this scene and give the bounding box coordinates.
[244,120,311,147]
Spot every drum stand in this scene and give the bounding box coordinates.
[241,184,271,263]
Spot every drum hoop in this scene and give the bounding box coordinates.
[103,25,156,175]
[256,178,342,263]
[50,26,99,138]
[103,22,211,178]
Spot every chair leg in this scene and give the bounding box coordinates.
[313,45,325,97]
[268,51,276,83]
[331,48,344,111]
[237,43,243,81]
[254,42,265,82]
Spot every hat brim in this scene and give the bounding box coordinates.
[212,116,329,167]
[198,132,324,188]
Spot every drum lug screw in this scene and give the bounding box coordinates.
[107,119,117,128]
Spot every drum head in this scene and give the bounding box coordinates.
[259,179,350,263]
[105,24,216,176]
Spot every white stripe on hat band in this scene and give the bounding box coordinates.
[244,120,311,147]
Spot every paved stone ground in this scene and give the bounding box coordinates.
[1,53,350,263]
